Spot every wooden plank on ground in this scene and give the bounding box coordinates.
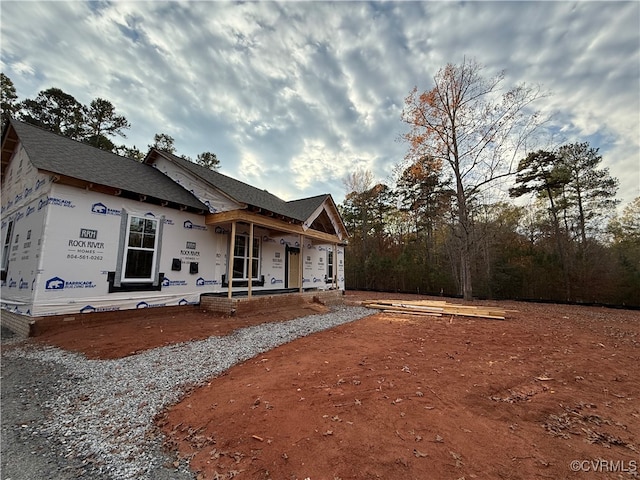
[363,299,508,320]
[382,309,442,316]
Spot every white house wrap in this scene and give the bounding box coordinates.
[1,120,347,318]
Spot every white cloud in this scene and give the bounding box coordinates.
[1,0,638,206]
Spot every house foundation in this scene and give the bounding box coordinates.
[200,289,344,315]
[1,290,345,337]
[1,310,36,337]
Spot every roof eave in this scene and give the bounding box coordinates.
[47,172,207,214]
[1,121,19,179]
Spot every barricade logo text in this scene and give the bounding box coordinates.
[183,220,207,231]
[91,202,121,216]
[45,276,96,290]
[162,277,188,287]
[80,305,120,314]
[46,276,65,290]
[196,277,218,286]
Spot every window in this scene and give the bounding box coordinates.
[232,234,260,279]
[122,215,159,282]
[1,220,14,278]
[326,249,334,283]
[108,212,164,293]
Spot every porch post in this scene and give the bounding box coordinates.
[334,242,338,289]
[298,234,304,293]
[247,222,254,299]
[227,221,236,299]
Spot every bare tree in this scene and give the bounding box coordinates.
[402,58,546,299]
[343,169,374,196]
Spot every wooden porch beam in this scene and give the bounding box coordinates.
[298,233,303,293]
[248,222,254,299]
[228,221,236,299]
[206,209,342,244]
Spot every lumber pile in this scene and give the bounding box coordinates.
[363,299,509,320]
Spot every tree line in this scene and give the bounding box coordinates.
[339,59,639,307]
[0,73,219,169]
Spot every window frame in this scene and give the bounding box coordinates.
[121,214,160,283]
[108,210,165,292]
[231,233,260,280]
[326,248,334,283]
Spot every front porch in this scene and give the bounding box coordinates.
[205,199,346,299]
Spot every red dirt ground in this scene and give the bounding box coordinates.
[30,293,640,479]
[32,302,330,360]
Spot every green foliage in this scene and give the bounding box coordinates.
[1,73,18,130]
[509,150,568,199]
[556,142,619,241]
[196,151,220,170]
[607,198,640,305]
[341,166,636,305]
[3,74,218,165]
[149,133,176,153]
[7,76,131,154]
[84,98,130,149]
[114,144,145,162]
[19,87,85,139]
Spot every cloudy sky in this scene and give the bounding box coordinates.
[1,1,638,208]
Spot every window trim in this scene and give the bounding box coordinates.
[109,210,164,293]
[326,248,334,283]
[121,214,160,283]
[231,233,260,281]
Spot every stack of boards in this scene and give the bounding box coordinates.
[363,299,510,320]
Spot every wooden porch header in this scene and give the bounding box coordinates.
[205,209,344,244]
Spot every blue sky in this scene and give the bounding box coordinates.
[1,1,638,208]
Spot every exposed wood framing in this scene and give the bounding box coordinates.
[304,200,347,241]
[248,222,254,298]
[46,172,124,196]
[227,221,236,299]
[206,209,343,244]
[1,126,19,177]
[298,233,303,292]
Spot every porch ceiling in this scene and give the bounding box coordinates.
[205,209,344,244]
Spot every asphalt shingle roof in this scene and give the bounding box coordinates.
[157,151,330,222]
[8,119,207,211]
[285,194,332,221]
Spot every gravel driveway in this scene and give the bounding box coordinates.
[1,306,372,480]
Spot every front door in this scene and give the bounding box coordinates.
[287,248,300,289]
